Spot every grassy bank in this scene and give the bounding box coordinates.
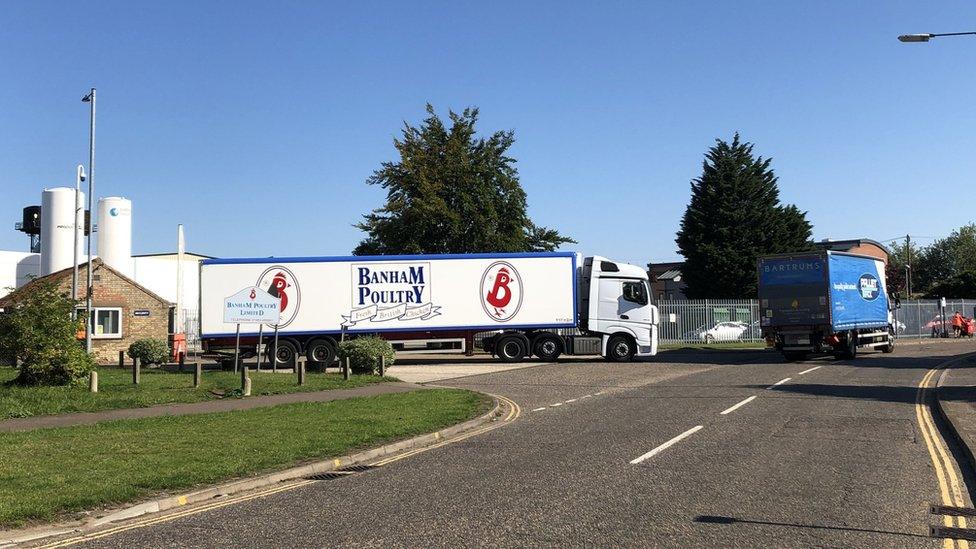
[0,388,490,527]
[0,367,394,420]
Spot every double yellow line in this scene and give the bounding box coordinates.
[917,368,970,549]
[39,394,521,548]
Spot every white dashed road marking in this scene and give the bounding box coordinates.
[630,426,704,464]
[768,377,791,389]
[720,395,757,415]
[531,407,546,412]
[797,366,821,375]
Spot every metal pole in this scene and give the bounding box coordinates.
[256,324,264,371]
[71,165,84,319]
[82,88,96,354]
[233,323,241,373]
[272,324,279,373]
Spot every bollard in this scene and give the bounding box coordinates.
[89,371,98,393]
[379,355,386,377]
[178,352,185,372]
[133,357,141,385]
[242,367,252,396]
[343,357,350,381]
[193,362,202,388]
[297,358,306,386]
[118,350,125,368]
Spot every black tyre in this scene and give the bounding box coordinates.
[704,334,715,344]
[882,329,895,353]
[532,335,562,361]
[306,338,337,367]
[268,340,299,368]
[496,336,526,363]
[837,332,857,360]
[606,335,635,362]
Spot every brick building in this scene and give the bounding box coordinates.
[813,238,890,264]
[0,258,172,364]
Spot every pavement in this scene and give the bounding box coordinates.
[935,353,976,478]
[33,340,976,548]
[0,381,424,433]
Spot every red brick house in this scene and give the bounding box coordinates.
[0,258,173,364]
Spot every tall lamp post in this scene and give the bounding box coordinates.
[82,88,96,353]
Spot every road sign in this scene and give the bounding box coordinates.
[224,286,281,325]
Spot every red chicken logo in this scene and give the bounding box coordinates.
[481,262,522,322]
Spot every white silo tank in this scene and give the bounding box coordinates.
[40,187,84,275]
[97,197,133,275]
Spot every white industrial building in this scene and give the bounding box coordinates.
[2,188,207,342]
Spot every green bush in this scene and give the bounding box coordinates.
[127,339,170,365]
[337,337,395,375]
[0,279,94,386]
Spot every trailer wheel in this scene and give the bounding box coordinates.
[532,335,562,361]
[268,340,299,368]
[606,335,635,362]
[496,336,526,363]
[306,338,337,368]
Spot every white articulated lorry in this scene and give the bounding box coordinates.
[199,252,659,366]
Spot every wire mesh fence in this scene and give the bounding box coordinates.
[186,299,976,353]
[655,298,976,344]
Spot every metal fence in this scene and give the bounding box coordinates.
[656,298,976,344]
[185,299,976,352]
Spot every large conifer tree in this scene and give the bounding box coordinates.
[354,105,573,255]
[675,134,813,298]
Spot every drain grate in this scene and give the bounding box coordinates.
[305,464,379,481]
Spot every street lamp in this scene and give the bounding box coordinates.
[898,31,976,43]
[82,88,96,353]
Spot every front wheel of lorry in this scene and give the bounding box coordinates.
[881,329,895,353]
[605,335,635,362]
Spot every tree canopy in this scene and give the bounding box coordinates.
[888,223,976,298]
[354,105,574,255]
[675,134,813,298]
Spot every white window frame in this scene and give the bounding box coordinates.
[78,307,123,340]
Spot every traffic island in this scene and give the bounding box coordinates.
[0,388,492,532]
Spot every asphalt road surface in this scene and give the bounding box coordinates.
[61,342,975,548]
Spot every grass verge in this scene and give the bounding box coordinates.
[0,388,490,528]
[0,367,394,420]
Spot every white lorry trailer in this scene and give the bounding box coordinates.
[199,252,659,366]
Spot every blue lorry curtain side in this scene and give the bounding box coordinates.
[828,253,889,331]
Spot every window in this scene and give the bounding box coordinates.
[76,307,122,339]
[622,281,648,306]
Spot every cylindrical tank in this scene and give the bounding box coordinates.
[97,197,133,275]
[40,187,84,276]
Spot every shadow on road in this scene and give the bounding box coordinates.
[693,514,929,540]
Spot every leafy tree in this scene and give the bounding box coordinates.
[914,223,976,295]
[676,134,813,298]
[354,104,574,255]
[0,279,94,386]
[925,270,976,299]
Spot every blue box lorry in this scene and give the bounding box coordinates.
[758,251,896,360]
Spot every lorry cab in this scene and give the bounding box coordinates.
[581,256,660,360]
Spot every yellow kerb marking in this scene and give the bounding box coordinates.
[177,496,187,506]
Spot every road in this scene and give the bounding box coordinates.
[54,342,974,548]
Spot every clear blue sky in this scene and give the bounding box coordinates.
[2,2,974,267]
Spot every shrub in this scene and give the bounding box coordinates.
[0,279,94,386]
[127,339,170,366]
[337,337,395,375]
